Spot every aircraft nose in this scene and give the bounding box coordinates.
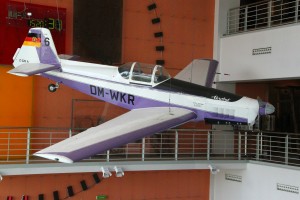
[265,103,275,115]
[259,101,275,115]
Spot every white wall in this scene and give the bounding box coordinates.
[219,24,300,82]
[213,0,239,94]
[213,0,240,61]
[212,1,239,154]
[213,162,300,200]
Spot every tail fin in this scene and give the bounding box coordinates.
[9,28,61,76]
[174,59,218,87]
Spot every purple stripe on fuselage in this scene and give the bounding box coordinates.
[42,72,248,124]
[43,73,169,110]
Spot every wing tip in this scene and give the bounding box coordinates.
[7,71,29,77]
[33,153,74,164]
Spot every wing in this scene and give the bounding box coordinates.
[34,107,197,163]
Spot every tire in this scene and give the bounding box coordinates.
[48,84,57,92]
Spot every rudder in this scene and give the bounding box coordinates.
[10,28,61,76]
[174,59,218,87]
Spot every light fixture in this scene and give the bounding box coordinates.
[26,12,32,17]
[152,17,160,24]
[156,60,165,65]
[147,3,157,11]
[208,164,220,175]
[154,32,163,38]
[101,167,111,178]
[114,166,124,177]
[156,46,165,51]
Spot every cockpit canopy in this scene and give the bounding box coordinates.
[118,62,171,86]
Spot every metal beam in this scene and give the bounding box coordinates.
[0,160,248,176]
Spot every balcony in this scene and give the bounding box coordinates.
[218,0,300,82]
[0,127,299,175]
[226,0,300,35]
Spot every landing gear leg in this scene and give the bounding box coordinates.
[48,82,60,92]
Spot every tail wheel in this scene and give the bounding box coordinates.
[48,84,57,92]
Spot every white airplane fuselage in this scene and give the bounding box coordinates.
[43,59,259,125]
[8,28,275,162]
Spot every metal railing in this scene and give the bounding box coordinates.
[227,0,300,35]
[0,127,300,167]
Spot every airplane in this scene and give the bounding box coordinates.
[8,28,275,163]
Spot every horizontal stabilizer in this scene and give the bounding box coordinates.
[8,63,60,77]
[34,107,197,163]
[58,54,80,61]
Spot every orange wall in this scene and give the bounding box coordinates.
[0,170,210,200]
[1,0,216,127]
[0,0,214,130]
[30,0,216,128]
[123,0,215,76]
[1,0,73,128]
[0,66,33,127]
[31,77,93,127]
[236,83,270,101]
[0,1,215,199]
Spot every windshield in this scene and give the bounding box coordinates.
[118,62,170,85]
[119,62,132,79]
[153,65,170,83]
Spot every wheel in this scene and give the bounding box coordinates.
[48,84,57,92]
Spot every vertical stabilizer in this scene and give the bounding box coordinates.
[9,28,61,76]
[12,28,60,67]
[175,59,218,87]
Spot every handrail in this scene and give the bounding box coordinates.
[226,0,300,35]
[0,127,299,167]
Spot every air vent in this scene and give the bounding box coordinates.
[277,183,299,194]
[252,47,272,55]
[225,174,242,182]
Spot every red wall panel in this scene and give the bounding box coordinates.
[0,0,66,65]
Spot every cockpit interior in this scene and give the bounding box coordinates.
[118,62,170,86]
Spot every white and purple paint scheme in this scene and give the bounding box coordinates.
[8,28,275,163]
